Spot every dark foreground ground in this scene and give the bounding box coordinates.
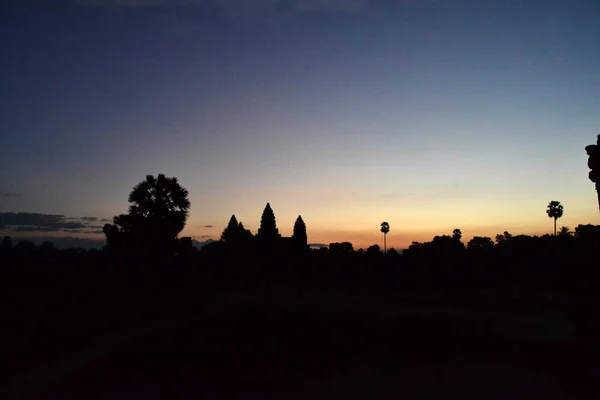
[4,289,600,400]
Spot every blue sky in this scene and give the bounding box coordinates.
[1,0,599,248]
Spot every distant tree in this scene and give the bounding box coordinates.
[558,226,572,236]
[103,222,124,248]
[292,215,308,247]
[380,222,390,253]
[367,244,381,257]
[495,231,513,244]
[404,235,464,262]
[104,174,190,250]
[574,224,600,241]
[257,202,280,239]
[431,234,465,255]
[1,236,12,252]
[14,240,36,255]
[546,201,564,236]
[467,236,494,250]
[177,236,196,256]
[387,248,398,256]
[38,240,57,255]
[403,241,425,260]
[452,229,462,242]
[329,242,354,254]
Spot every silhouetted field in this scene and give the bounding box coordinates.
[2,252,600,399]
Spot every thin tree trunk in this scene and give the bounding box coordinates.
[597,184,600,215]
[384,233,386,253]
[554,218,557,236]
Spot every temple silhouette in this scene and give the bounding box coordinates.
[221,202,308,251]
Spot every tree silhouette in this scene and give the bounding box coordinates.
[467,236,494,250]
[105,174,190,250]
[452,229,462,242]
[380,222,390,253]
[495,231,513,244]
[329,242,354,253]
[1,236,12,252]
[292,215,307,247]
[546,201,564,236]
[558,226,572,236]
[574,224,600,243]
[39,240,57,255]
[14,240,35,255]
[366,244,381,257]
[257,202,279,239]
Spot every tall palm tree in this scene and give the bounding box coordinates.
[546,201,564,236]
[380,222,390,253]
[127,174,191,244]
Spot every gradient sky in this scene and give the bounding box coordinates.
[1,0,599,249]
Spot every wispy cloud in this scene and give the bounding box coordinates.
[0,192,23,198]
[0,213,107,234]
[203,224,214,228]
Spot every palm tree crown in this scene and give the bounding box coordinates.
[380,222,390,253]
[546,201,564,236]
[127,174,191,241]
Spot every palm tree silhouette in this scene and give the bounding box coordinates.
[380,222,390,253]
[558,226,571,236]
[546,201,564,236]
[128,174,191,244]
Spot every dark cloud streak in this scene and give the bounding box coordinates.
[0,213,106,234]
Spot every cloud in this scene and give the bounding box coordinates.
[0,192,23,198]
[11,226,61,233]
[0,213,104,234]
[203,225,214,228]
[101,218,111,222]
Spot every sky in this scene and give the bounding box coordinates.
[1,0,599,249]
